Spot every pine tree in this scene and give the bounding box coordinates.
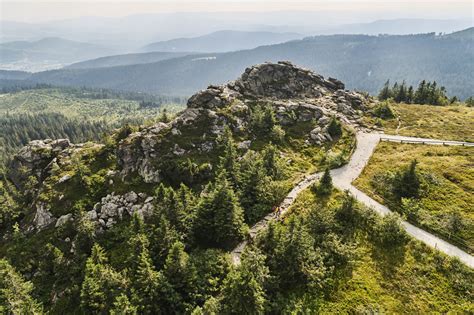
[221,246,269,314]
[316,168,333,196]
[80,244,126,313]
[193,169,246,248]
[0,259,42,314]
[378,80,392,101]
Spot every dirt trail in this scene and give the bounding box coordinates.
[231,132,474,268]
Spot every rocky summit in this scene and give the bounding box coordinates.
[118,61,373,184]
[7,61,375,232]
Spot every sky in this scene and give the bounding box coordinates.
[1,0,473,23]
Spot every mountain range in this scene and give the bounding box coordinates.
[0,37,116,71]
[6,28,472,99]
[140,30,303,53]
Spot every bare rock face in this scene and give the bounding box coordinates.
[9,139,71,189]
[233,61,343,99]
[32,202,56,231]
[115,61,374,183]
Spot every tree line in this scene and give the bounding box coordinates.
[378,79,456,105]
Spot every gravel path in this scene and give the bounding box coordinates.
[231,132,474,268]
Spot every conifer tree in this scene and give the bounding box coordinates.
[220,247,269,314]
[110,294,137,315]
[128,224,178,314]
[218,127,240,188]
[163,241,197,309]
[193,169,246,248]
[0,259,42,314]
[80,244,126,313]
[316,168,333,196]
[378,80,392,100]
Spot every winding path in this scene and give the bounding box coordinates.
[231,132,474,268]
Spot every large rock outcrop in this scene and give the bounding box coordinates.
[9,139,71,189]
[117,61,374,183]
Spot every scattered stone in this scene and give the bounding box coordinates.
[57,174,72,184]
[32,202,56,230]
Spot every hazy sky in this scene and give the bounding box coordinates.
[1,0,473,23]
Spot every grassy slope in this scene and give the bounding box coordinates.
[354,142,474,251]
[285,189,473,313]
[380,103,474,142]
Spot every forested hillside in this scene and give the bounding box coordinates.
[0,87,185,166]
[1,62,472,313]
[66,51,192,69]
[7,31,473,99]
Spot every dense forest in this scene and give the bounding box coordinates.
[0,87,185,168]
[0,112,108,164]
[1,124,472,313]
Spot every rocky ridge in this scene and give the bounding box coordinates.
[117,61,373,183]
[8,61,376,233]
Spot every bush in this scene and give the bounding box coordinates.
[375,213,407,247]
[327,117,342,139]
[372,102,395,120]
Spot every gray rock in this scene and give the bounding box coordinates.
[33,202,56,230]
[57,174,72,184]
[87,210,98,221]
[55,213,73,228]
[125,191,138,203]
[237,140,252,150]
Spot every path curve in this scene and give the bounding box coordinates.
[231,132,474,268]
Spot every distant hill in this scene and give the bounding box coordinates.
[322,19,473,35]
[7,30,474,99]
[443,27,474,40]
[141,30,303,53]
[0,37,116,71]
[66,51,192,69]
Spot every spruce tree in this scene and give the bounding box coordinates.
[316,168,333,196]
[163,241,197,309]
[0,259,42,314]
[193,169,246,248]
[80,245,126,313]
[378,80,392,101]
[220,247,269,314]
[218,127,240,188]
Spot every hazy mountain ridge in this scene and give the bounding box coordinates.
[141,30,303,53]
[13,30,474,99]
[0,37,116,72]
[66,51,193,69]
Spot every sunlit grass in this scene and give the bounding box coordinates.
[354,141,474,251]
